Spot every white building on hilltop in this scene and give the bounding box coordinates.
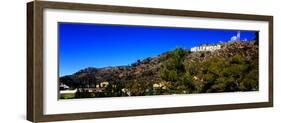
[230,31,241,41]
[190,44,221,52]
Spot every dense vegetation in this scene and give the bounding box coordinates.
[160,48,258,94]
[60,41,258,99]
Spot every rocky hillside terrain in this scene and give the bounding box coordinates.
[60,40,258,97]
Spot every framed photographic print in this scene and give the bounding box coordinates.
[27,1,273,122]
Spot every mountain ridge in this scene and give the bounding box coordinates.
[60,40,258,97]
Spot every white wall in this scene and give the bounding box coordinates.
[0,0,280,123]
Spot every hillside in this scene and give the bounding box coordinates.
[60,40,258,98]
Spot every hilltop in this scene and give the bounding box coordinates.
[60,40,258,98]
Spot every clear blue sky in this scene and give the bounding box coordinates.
[59,22,257,76]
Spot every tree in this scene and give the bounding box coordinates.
[59,76,76,89]
[160,48,187,82]
[75,89,92,98]
[198,55,253,93]
[160,48,198,93]
[180,72,196,93]
[239,69,258,91]
[104,82,113,96]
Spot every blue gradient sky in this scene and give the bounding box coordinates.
[59,23,257,76]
